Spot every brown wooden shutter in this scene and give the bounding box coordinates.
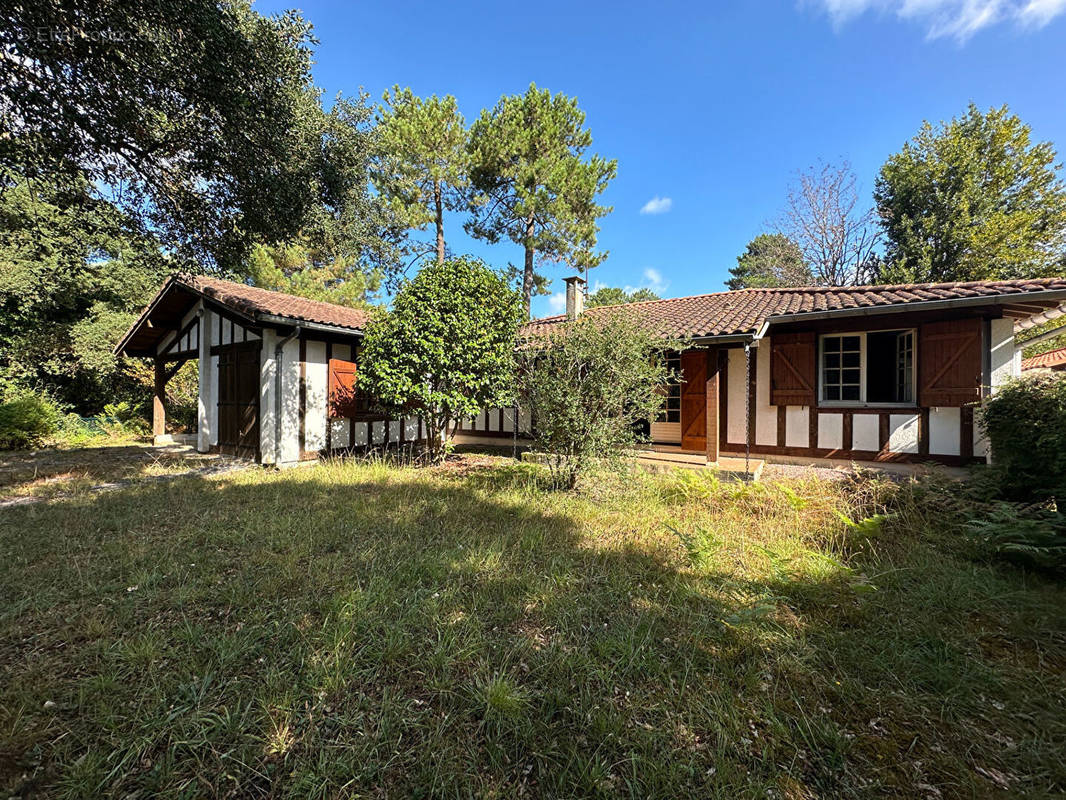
[918,318,982,407]
[770,332,816,406]
[328,358,358,418]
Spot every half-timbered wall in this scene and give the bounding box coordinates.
[722,319,1018,464]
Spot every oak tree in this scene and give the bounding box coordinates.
[874,104,1066,283]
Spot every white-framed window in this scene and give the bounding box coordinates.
[819,329,916,406]
[657,351,681,423]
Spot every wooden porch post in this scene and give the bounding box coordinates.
[153,356,168,444]
[705,348,720,464]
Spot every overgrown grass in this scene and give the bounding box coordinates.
[1,456,1063,797]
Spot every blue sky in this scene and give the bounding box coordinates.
[257,0,1066,317]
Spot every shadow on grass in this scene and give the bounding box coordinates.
[0,462,1063,798]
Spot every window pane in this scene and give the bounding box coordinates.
[843,336,861,351]
[826,386,840,400]
[824,337,841,353]
[843,352,860,368]
[825,369,840,385]
[825,352,840,368]
[842,385,861,401]
[842,369,861,385]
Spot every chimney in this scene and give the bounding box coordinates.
[563,275,586,320]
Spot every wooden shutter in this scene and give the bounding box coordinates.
[328,358,358,419]
[770,332,816,406]
[918,318,982,407]
[680,349,707,451]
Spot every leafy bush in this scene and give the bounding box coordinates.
[0,392,62,449]
[979,371,1066,500]
[360,257,523,462]
[519,310,670,490]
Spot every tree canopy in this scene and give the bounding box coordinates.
[874,104,1066,283]
[358,257,523,460]
[375,87,468,266]
[0,172,169,412]
[727,233,812,289]
[2,0,339,270]
[467,84,616,315]
[586,286,660,307]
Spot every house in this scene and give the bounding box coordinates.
[1021,346,1066,371]
[458,275,1066,468]
[115,274,425,465]
[119,272,1066,469]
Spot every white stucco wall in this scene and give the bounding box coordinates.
[755,341,776,446]
[258,329,301,465]
[852,414,879,451]
[929,407,961,455]
[726,347,747,445]
[785,406,809,448]
[887,413,920,454]
[817,412,843,450]
[989,317,1017,392]
[304,340,328,452]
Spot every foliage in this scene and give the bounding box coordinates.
[359,257,523,461]
[585,286,660,307]
[874,104,1066,283]
[247,240,381,308]
[0,391,62,450]
[779,161,881,286]
[727,233,813,289]
[979,371,1066,500]
[375,87,469,265]
[1016,318,1066,359]
[0,172,169,413]
[467,83,617,314]
[3,0,333,270]
[518,311,668,489]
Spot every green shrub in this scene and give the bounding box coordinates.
[0,393,62,449]
[518,311,670,490]
[979,371,1066,500]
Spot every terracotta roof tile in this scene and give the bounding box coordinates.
[179,275,370,332]
[1021,346,1066,370]
[522,277,1066,342]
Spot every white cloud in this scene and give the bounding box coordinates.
[639,196,673,215]
[623,267,670,296]
[811,0,1066,40]
[547,291,566,314]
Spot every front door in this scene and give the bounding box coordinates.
[217,340,260,459]
[680,349,706,451]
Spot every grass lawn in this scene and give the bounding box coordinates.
[1,455,1064,797]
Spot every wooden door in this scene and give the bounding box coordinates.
[217,340,260,459]
[680,349,707,451]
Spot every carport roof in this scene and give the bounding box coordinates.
[115,274,371,357]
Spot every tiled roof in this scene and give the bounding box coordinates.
[178,275,370,332]
[1022,346,1066,370]
[522,277,1066,341]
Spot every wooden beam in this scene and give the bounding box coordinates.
[153,357,166,440]
[705,348,720,464]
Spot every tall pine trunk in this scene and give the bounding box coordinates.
[434,181,445,265]
[522,212,536,318]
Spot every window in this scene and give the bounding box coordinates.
[657,351,681,423]
[819,330,915,406]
